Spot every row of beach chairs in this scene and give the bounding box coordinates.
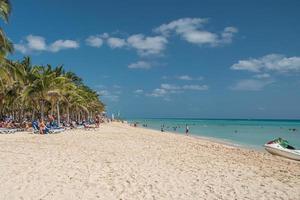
[0,128,24,134]
[0,121,98,134]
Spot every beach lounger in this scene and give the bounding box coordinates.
[49,127,65,134]
[31,121,65,134]
[0,128,22,134]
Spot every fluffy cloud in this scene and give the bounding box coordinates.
[98,90,119,102]
[85,35,103,48]
[231,54,300,73]
[86,34,126,48]
[154,18,238,46]
[26,35,47,51]
[162,75,203,81]
[86,33,167,56]
[149,83,208,97]
[154,18,208,36]
[177,75,193,81]
[161,83,181,90]
[161,83,208,91]
[148,88,168,97]
[127,34,168,56]
[84,18,236,57]
[14,44,28,54]
[128,61,152,69]
[14,35,79,54]
[134,89,144,94]
[230,79,274,91]
[220,27,238,44]
[182,84,208,90]
[177,75,203,81]
[107,37,127,48]
[49,40,79,52]
[253,73,270,79]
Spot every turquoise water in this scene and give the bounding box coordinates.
[127,119,300,149]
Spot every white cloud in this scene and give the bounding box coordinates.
[149,83,208,97]
[85,35,103,48]
[182,84,208,90]
[128,61,152,69]
[86,34,126,49]
[148,83,208,98]
[127,34,167,56]
[162,75,203,81]
[253,73,271,79]
[14,44,28,54]
[161,83,208,91]
[154,18,208,36]
[230,79,273,91]
[154,18,238,46]
[177,75,193,80]
[183,30,218,45]
[177,75,203,81]
[49,40,79,52]
[98,90,119,102]
[134,89,144,94]
[87,33,167,56]
[26,35,47,51]
[107,37,126,48]
[101,33,110,39]
[220,27,238,44]
[14,35,79,54]
[161,83,181,90]
[231,54,300,73]
[148,88,167,97]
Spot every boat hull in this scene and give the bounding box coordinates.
[265,146,300,161]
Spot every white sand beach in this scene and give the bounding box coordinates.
[0,122,299,200]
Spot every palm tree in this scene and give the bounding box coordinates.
[0,0,10,22]
[0,0,13,60]
[0,56,105,123]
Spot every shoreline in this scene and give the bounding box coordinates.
[132,123,265,152]
[0,122,299,199]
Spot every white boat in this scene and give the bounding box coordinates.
[264,138,300,161]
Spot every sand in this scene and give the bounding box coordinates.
[0,122,299,200]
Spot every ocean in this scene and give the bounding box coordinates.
[127,118,300,149]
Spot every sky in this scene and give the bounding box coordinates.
[4,0,300,119]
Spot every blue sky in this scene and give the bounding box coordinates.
[5,0,300,119]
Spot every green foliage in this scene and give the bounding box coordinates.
[0,0,13,60]
[0,57,105,121]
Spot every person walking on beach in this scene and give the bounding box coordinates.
[95,115,100,128]
[185,124,189,136]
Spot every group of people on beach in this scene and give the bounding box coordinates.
[0,114,109,134]
[0,117,30,130]
[33,114,106,134]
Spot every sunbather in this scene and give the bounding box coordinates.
[39,119,48,134]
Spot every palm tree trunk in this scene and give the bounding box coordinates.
[41,100,45,120]
[56,101,60,127]
[32,109,35,121]
[67,106,70,124]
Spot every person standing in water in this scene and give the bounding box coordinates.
[185,124,189,136]
[161,124,164,132]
